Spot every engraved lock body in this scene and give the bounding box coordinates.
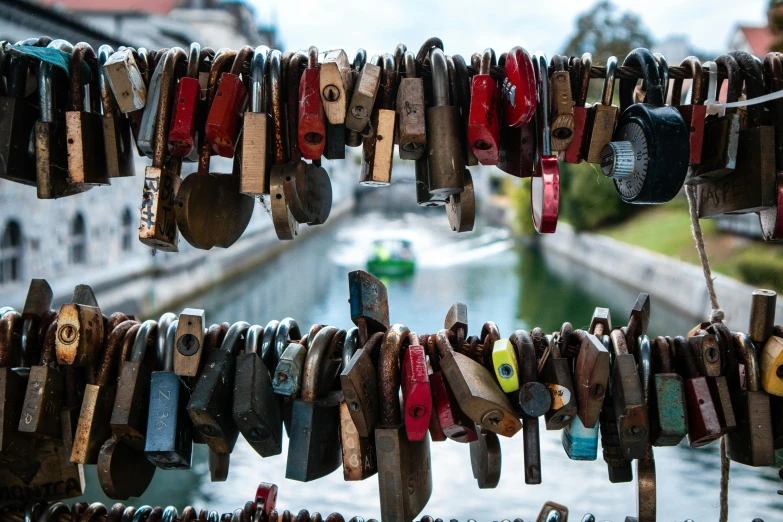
[66,43,109,186]
[601,48,689,204]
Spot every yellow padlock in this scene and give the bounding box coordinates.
[492,338,519,393]
[761,335,783,396]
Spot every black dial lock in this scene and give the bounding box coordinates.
[600,48,689,204]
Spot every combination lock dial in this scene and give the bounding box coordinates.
[601,48,689,204]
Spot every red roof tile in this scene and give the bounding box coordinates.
[741,25,775,56]
[38,0,179,15]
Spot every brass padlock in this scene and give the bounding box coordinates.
[585,56,618,164]
[397,51,426,160]
[55,285,103,368]
[360,54,396,186]
[240,46,273,196]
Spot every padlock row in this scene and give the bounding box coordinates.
[2,38,782,244]
[2,274,782,521]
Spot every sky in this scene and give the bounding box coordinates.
[248,0,769,59]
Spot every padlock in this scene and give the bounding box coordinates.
[172,308,205,378]
[686,331,721,377]
[206,45,253,158]
[138,47,187,252]
[749,288,776,353]
[562,53,592,164]
[600,48,689,203]
[320,49,353,127]
[346,52,380,134]
[430,358,477,443]
[726,332,774,466]
[339,329,378,481]
[19,279,53,367]
[287,326,342,481]
[35,40,92,199]
[110,319,158,450]
[673,336,722,447]
[240,46,273,196]
[169,43,207,159]
[648,337,687,446]
[66,42,109,186]
[187,321,248,454]
[531,53,560,234]
[446,169,476,233]
[0,53,39,185]
[360,54,396,186]
[55,284,104,368]
[145,319,193,469]
[492,338,519,393]
[536,502,568,522]
[98,45,134,178]
[71,320,137,464]
[585,56,618,164]
[467,49,500,165]
[0,310,35,464]
[549,55,575,152]
[469,425,501,489]
[697,51,776,216]
[281,159,333,226]
[298,46,326,160]
[286,51,308,162]
[97,436,156,500]
[176,49,255,250]
[609,328,649,460]
[376,324,432,522]
[670,57,707,172]
[435,329,521,437]
[760,53,783,240]
[502,46,537,127]
[537,330,578,430]
[402,332,431,442]
[562,415,599,461]
[397,51,426,160]
[449,54,478,168]
[689,54,740,184]
[426,47,464,196]
[19,320,64,440]
[341,331,384,438]
[136,48,165,158]
[348,270,390,347]
[233,323,283,458]
[273,339,307,397]
[102,47,147,113]
[571,329,609,429]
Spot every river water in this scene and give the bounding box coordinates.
[76,209,781,521]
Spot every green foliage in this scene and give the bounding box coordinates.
[562,1,653,61]
[735,252,783,291]
[507,177,536,237]
[559,162,639,231]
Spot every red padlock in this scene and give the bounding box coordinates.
[402,333,432,442]
[169,43,211,157]
[502,46,536,128]
[468,49,500,165]
[298,46,326,160]
[254,482,278,521]
[531,54,559,234]
[672,56,706,166]
[205,45,253,158]
[563,54,592,164]
[431,370,478,443]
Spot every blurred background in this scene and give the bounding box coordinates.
[1,0,783,520]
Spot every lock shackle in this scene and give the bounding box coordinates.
[712,54,742,108]
[161,507,178,522]
[39,320,57,367]
[763,52,783,95]
[119,322,139,366]
[729,50,767,127]
[619,48,664,112]
[0,310,21,368]
[415,37,443,67]
[673,335,700,378]
[637,334,652,399]
[150,48,186,169]
[97,45,119,118]
[378,324,411,428]
[301,325,338,402]
[204,323,229,353]
[39,39,74,123]
[230,45,254,77]
[378,53,396,110]
[510,329,537,385]
[731,332,761,392]
[129,320,158,364]
[532,53,551,157]
[70,42,99,112]
[403,51,416,79]
[575,53,592,107]
[220,321,251,356]
[362,331,385,358]
[610,328,630,356]
[259,319,280,367]
[244,324,264,356]
[408,331,420,347]
[452,54,471,114]
[136,47,150,84]
[655,336,674,374]
[268,49,284,164]
[343,327,360,369]
[186,42,201,79]
[250,45,271,114]
[306,46,318,69]
[394,43,406,74]
[325,328,346,361]
[550,54,566,73]
[353,48,367,72]
[598,56,617,107]
[430,47,449,107]
[670,56,704,106]
[131,507,153,522]
[197,49,236,174]
[287,50,308,157]
[274,317,301,362]
[653,52,669,101]
[96,320,137,385]
[7,41,35,99]
[156,312,177,374]
[479,49,497,76]
[156,319,178,372]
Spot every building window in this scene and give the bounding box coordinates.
[0,221,22,284]
[70,213,86,264]
[121,208,133,252]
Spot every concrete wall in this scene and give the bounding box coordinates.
[536,224,783,332]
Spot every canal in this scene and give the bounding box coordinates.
[76,208,781,521]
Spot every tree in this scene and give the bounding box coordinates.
[562,1,653,60]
